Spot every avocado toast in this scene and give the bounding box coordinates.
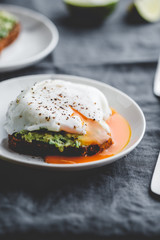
[0,10,20,52]
[5,79,113,157]
[9,130,112,156]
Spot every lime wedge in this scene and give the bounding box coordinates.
[129,0,160,23]
[63,0,119,23]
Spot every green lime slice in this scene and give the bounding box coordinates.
[129,0,160,23]
[63,0,119,23]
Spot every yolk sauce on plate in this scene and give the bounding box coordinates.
[45,109,131,164]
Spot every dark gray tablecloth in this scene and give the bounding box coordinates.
[0,0,160,239]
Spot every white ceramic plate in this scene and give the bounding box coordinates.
[0,74,146,171]
[0,4,59,72]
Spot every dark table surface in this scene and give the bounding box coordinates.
[0,0,160,239]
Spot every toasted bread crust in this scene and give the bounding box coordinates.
[0,23,20,52]
[8,134,113,157]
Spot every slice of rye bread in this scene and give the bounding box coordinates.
[8,134,113,157]
[0,23,20,52]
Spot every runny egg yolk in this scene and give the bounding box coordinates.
[70,108,110,145]
[45,109,131,164]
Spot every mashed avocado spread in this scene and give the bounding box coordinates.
[0,11,17,39]
[13,130,82,152]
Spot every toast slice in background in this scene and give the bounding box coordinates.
[0,11,20,52]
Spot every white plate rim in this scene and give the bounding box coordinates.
[0,4,59,71]
[0,74,146,171]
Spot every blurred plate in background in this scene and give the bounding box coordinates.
[0,4,59,72]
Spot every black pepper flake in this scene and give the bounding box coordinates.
[39,113,42,116]
[45,116,50,122]
[19,115,22,118]
[57,123,60,125]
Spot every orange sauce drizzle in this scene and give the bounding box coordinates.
[45,110,131,164]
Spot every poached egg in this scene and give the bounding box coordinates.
[5,79,111,142]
